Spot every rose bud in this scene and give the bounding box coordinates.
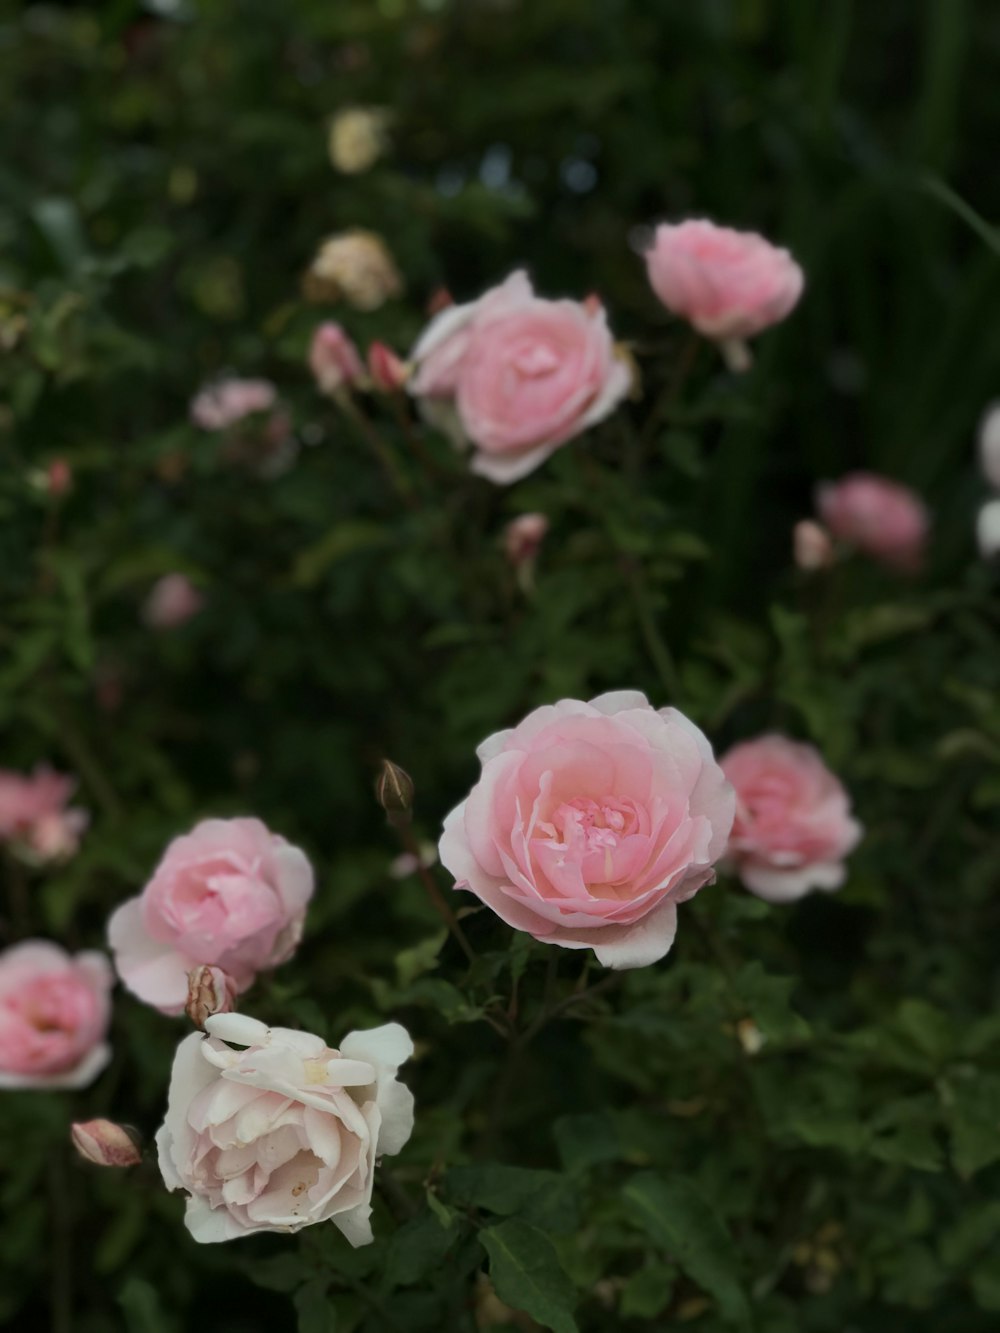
[793,519,834,571]
[367,341,409,392]
[308,322,364,397]
[977,499,1000,559]
[978,402,1000,490]
[47,459,72,496]
[375,759,414,823]
[817,472,929,573]
[503,513,549,569]
[142,573,204,630]
[71,1119,142,1168]
[185,966,235,1029]
[327,106,390,175]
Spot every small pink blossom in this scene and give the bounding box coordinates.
[0,767,88,863]
[309,323,364,396]
[46,459,72,496]
[367,341,409,392]
[190,378,278,431]
[793,519,834,571]
[439,691,734,969]
[71,1119,142,1168]
[643,220,803,370]
[0,941,113,1089]
[503,513,549,567]
[143,573,204,630]
[184,965,235,1029]
[817,472,929,572]
[721,735,861,903]
[108,817,314,1015]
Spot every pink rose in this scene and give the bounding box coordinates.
[0,941,113,1089]
[309,323,364,396]
[190,378,278,431]
[503,513,549,568]
[410,271,631,483]
[792,519,834,571]
[0,766,88,863]
[108,817,314,1015]
[439,691,734,969]
[143,573,204,630]
[157,1013,414,1243]
[816,472,929,572]
[720,735,861,903]
[644,220,803,370]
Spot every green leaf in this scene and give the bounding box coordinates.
[117,1277,174,1333]
[291,521,389,586]
[385,1210,459,1289]
[293,1279,337,1333]
[947,1072,1000,1177]
[480,1220,578,1333]
[447,1164,578,1232]
[620,1263,676,1318]
[622,1173,750,1330]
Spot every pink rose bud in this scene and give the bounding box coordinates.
[367,340,409,392]
[0,941,112,1089]
[643,219,804,372]
[71,1119,142,1168]
[308,322,365,396]
[185,965,234,1029]
[190,378,278,431]
[108,818,314,1015]
[503,513,549,567]
[977,499,1000,559]
[793,519,834,571]
[720,735,862,903]
[47,458,72,496]
[816,472,929,572]
[978,402,1000,491]
[143,573,204,630]
[439,691,734,969]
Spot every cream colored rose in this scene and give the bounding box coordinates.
[156,1014,414,1244]
[304,230,403,311]
[328,107,390,174]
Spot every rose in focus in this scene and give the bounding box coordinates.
[439,691,734,968]
[157,1014,414,1243]
[108,818,313,1015]
[720,734,861,902]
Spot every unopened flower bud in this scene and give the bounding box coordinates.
[47,458,72,496]
[375,759,414,823]
[503,513,549,568]
[185,966,235,1029]
[71,1119,142,1168]
[793,519,834,571]
[976,499,1000,560]
[978,402,1000,491]
[309,322,364,396]
[367,341,409,392]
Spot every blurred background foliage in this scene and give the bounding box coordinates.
[2,1,1000,1330]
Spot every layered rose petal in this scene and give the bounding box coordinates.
[109,817,314,1015]
[816,473,929,572]
[438,692,734,969]
[156,1019,414,1244]
[720,735,862,903]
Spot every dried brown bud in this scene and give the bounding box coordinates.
[185,965,235,1029]
[71,1119,142,1168]
[375,759,415,822]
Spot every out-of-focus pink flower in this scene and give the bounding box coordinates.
[816,472,929,572]
[793,519,834,571]
[0,941,113,1089]
[721,735,861,903]
[143,574,204,630]
[108,817,314,1015]
[978,402,1000,490]
[47,459,72,496]
[439,691,734,969]
[643,219,803,371]
[71,1119,142,1168]
[0,767,88,863]
[309,323,365,396]
[184,965,235,1029]
[977,499,1000,559]
[503,513,549,567]
[367,341,409,392]
[427,287,453,316]
[410,271,630,484]
[190,379,277,431]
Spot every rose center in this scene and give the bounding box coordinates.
[510,340,560,378]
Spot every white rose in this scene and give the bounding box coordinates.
[156,1013,414,1244]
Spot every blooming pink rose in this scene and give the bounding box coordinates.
[309,323,364,396]
[792,519,834,571]
[143,573,204,630]
[0,766,88,863]
[720,735,861,903]
[816,472,929,572]
[157,1013,414,1243]
[108,818,314,1015]
[439,691,734,968]
[503,513,549,568]
[190,378,278,431]
[0,941,113,1089]
[644,220,803,369]
[410,272,631,483]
